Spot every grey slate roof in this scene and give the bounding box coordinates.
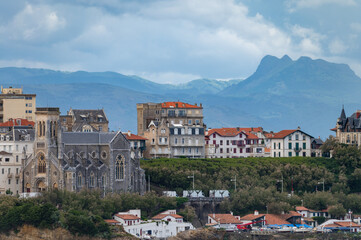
[338,108,361,130]
[62,132,117,145]
[71,109,108,123]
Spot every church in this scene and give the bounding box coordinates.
[23,107,145,194]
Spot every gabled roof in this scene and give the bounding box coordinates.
[0,118,34,127]
[208,214,242,224]
[161,102,201,109]
[70,109,109,123]
[123,133,147,141]
[239,213,265,221]
[240,213,292,225]
[115,214,140,220]
[334,221,361,227]
[269,129,314,139]
[295,206,310,211]
[207,128,258,139]
[152,213,183,220]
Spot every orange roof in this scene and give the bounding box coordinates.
[264,133,275,138]
[239,213,265,221]
[208,214,242,224]
[265,214,291,225]
[115,214,140,220]
[0,118,34,127]
[237,127,263,133]
[161,102,201,109]
[296,206,310,211]
[269,130,298,139]
[207,128,259,139]
[330,127,337,131]
[152,214,183,220]
[124,133,147,140]
[324,224,340,228]
[334,221,361,227]
[105,219,119,223]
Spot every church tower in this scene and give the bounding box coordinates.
[23,107,63,192]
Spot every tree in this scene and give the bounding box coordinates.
[328,204,346,219]
[320,135,338,156]
[267,202,291,214]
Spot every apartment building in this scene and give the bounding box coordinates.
[0,119,35,195]
[139,101,205,158]
[0,86,36,122]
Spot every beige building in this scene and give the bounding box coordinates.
[333,107,361,145]
[139,102,205,158]
[0,86,36,122]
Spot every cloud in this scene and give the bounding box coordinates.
[287,0,356,12]
[329,39,348,54]
[125,71,202,85]
[291,25,324,56]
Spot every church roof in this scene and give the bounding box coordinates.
[62,132,118,145]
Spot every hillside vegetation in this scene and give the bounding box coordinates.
[141,141,361,215]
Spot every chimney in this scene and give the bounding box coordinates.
[128,130,131,136]
[254,210,259,216]
[230,211,233,215]
[200,103,202,107]
[297,126,301,130]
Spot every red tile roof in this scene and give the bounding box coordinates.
[152,213,183,220]
[115,214,140,220]
[239,213,265,221]
[0,118,34,127]
[123,133,147,140]
[207,128,259,139]
[334,221,361,227]
[296,206,310,211]
[269,130,298,139]
[240,213,292,225]
[208,214,242,224]
[330,127,337,132]
[105,219,119,224]
[161,102,201,109]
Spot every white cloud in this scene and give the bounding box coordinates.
[291,25,324,56]
[126,71,202,84]
[287,0,356,12]
[329,39,348,54]
[351,22,361,32]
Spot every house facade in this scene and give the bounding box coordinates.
[269,128,313,157]
[205,128,264,158]
[333,107,361,146]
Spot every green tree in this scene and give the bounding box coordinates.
[328,204,346,219]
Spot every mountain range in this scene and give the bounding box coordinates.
[1,54,359,139]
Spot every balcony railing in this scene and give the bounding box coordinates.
[294,147,302,153]
[15,174,20,178]
[7,173,13,178]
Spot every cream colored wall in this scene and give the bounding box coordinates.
[2,97,36,121]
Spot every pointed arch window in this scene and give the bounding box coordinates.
[77,173,82,187]
[89,172,95,187]
[115,155,125,180]
[38,154,46,173]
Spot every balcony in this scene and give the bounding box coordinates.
[294,147,302,153]
[7,173,13,178]
[15,174,20,178]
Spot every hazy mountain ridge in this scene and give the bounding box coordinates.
[1,55,359,138]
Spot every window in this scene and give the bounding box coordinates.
[278,152,281,157]
[175,138,178,144]
[220,148,223,153]
[226,140,229,145]
[89,172,95,187]
[77,173,82,186]
[195,119,200,124]
[289,152,292,157]
[274,152,276,157]
[226,148,229,153]
[303,135,306,140]
[1,168,3,174]
[5,158,9,162]
[188,120,192,125]
[303,143,306,149]
[161,128,166,134]
[303,152,306,157]
[296,134,299,140]
[220,140,223,145]
[174,128,178,135]
[182,138,185,144]
[195,128,199,135]
[240,148,243,153]
[38,154,46,173]
[278,143,281,149]
[115,155,125,180]
[288,135,292,140]
[181,128,185,135]
[289,142,292,149]
[296,142,299,150]
[274,143,276,149]
[188,128,192,135]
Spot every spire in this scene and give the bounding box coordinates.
[340,105,346,120]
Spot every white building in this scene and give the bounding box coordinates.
[269,128,313,157]
[209,190,229,198]
[183,190,204,198]
[318,219,361,233]
[107,209,194,238]
[207,213,242,230]
[205,128,264,158]
[0,119,34,195]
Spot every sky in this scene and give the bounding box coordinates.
[0,0,360,84]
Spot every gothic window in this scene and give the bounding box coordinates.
[42,121,45,136]
[77,173,82,187]
[101,174,106,187]
[38,154,46,173]
[89,172,95,187]
[115,155,125,180]
[38,122,42,137]
[49,121,53,137]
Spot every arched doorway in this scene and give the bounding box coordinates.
[26,183,31,193]
[37,181,46,192]
[53,183,58,189]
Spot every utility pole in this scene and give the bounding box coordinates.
[231,175,237,191]
[187,171,194,189]
[318,178,325,192]
[277,176,284,193]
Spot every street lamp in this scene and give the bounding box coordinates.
[231,175,237,191]
[187,171,195,190]
[277,177,284,193]
[317,178,325,192]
